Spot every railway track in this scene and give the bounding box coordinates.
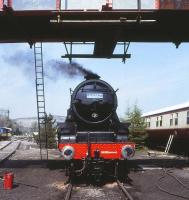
[117,180,134,200]
[0,141,20,163]
[64,180,134,200]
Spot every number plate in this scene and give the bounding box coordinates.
[87,93,103,99]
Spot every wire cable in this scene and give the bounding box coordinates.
[156,169,189,200]
[164,169,189,190]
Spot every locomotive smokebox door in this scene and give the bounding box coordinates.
[71,78,117,125]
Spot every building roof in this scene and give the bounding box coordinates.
[142,101,189,117]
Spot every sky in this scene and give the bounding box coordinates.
[0,0,189,119]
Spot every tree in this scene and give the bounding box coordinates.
[31,121,38,132]
[36,114,57,149]
[124,104,147,149]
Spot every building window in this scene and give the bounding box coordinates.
[170,114,173,126]
[146,118,151,128]
[156,117,159,127]
[187,111,189,124]
[175,113,178,126]
[160,116,163,127]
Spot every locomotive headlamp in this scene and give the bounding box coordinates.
[121,145,135,159]
[61,146,75,160]
[92,113,98,118]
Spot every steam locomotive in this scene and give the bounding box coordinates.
[57,75,135,181]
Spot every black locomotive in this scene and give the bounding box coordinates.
[58,75,135,181]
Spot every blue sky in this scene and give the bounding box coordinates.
[0,42,189,119]
[0,0,189,119]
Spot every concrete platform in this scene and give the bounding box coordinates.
[0,141,11,150]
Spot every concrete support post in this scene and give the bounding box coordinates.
[0,0,3,10]
[7,0,12,8]
[155,0,160,9]
[56,0,61,10]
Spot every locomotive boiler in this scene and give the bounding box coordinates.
[57,75,135,181]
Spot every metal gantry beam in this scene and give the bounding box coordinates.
[62,42,131,63]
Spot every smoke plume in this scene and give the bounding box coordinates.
[3,50,100,80]
[4,50,34,66]
[47,60,100,80]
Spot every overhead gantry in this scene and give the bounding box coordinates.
[0,0,189,61]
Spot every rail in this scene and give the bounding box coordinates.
[0,141,20,163]
[117,180,134,200]
[64,183,73,200]
[64,181,134,200]
[0,141,12,150]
